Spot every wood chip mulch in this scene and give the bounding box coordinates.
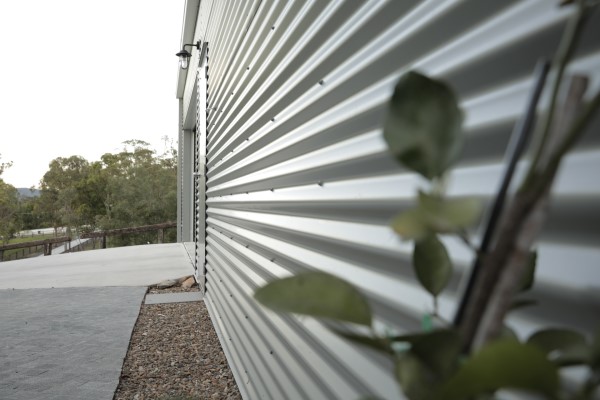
[113,283,242,400]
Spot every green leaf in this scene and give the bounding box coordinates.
[509,298,538,311]
[552,345,593,367]
[391,195,481,241]
[413,235,452,296]
[437,339,560,400]
[418,193,482,233]
[391,330,462,379]
[527,328,587,352]
[410,330,462,378]
[559,0,575,6]
[254,272,372,326]
[517,251,537,292]
[592,329,600,369]
[500,325,519,341]
[527,328,590,366]
[396,353,436,400]
[330,328,393,355]
[391,208,428,241]
[383,71,464,180]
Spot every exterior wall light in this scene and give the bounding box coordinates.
[176,41,200,70]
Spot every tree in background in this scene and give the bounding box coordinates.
[33,139,177,245]
[96,140,177,245]
[0,153,13,176]
[0,154,19,244]
[1,139,177,250]
[39,155,92,235]
[17,197,44,231]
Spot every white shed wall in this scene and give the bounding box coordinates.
[178,1,600,399]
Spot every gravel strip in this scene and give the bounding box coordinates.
[113,287,242,400]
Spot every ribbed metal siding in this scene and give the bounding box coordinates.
[192,123,200,277]
[183,1,600,399]
[194,59,209,292]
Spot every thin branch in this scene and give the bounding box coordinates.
[453,60,550,329]
[547,88,600,174]
[456,1,596,353]
[471,75,590,349]
[456,229,477,252]
[523,0,588,190]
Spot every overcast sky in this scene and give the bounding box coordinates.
[0,0,184,188]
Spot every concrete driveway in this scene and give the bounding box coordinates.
[0,243,195,289]
[0,243,196,400]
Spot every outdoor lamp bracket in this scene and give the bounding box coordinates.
[176,40,201,70]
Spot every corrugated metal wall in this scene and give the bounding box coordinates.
[178,1,600,399]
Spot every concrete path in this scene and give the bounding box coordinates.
[46,237,92,256]
[0,243,196,400]
[0,243,194,289]
[0,287,147,400]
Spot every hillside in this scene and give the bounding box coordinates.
[17,188,40,198]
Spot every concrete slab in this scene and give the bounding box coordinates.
[47,238,92,256]
[145,291,202,305]
[0,287,146,400]
[0,243,194,289]
[183,241,196,263]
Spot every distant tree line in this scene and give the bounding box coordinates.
[0,139,177,246]
[0,155,19,244]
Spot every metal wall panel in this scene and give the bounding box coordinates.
[194,56,209,291]
[180,1,600,398]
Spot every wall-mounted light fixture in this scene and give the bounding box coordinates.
[176,40,201,70]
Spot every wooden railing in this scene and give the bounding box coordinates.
[81,222,177,249]
[0,237,71,262]
[0,222,177,262]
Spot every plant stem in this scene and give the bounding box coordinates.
[545,88,600,178]
[453,60,550,329]
[522,0,587,190]
[471,76,594,349]
[456,0,597,353]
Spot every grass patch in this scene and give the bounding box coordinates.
[1,233,62,261]
[7,233,57,245]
